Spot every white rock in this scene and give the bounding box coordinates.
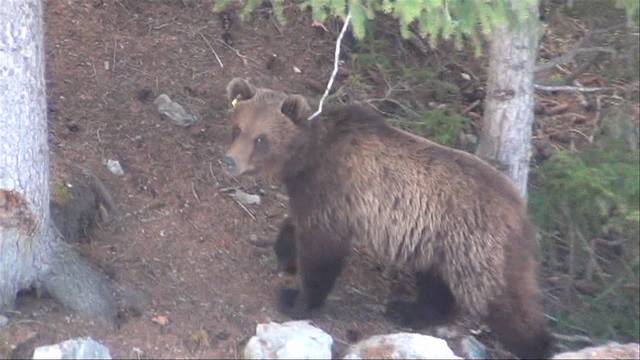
[553,342,639,359]
[154,94,197,127]
[244,320,333,359]
[344,333,461,359]
[0,314,8,327]
[232,189,261,205]
[32,337,111,359]
[105,159,124,176]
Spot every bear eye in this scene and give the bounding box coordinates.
[231,126,241,140]
[255,134,269,151]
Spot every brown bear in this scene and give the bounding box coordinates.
[222,77,553,359]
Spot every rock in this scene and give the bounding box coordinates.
[0,314,8,327]
[244,320,333,359]
[105,159,124,176]
[232,189,261,206]
[154,94,197,127]
[32,337,111,359]
[343,333,460,359]
[553,342,640,359]
[458,336,488,359]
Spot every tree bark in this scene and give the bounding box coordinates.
[1,0,116,321]
[476,2,541,198]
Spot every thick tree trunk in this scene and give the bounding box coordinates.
[476,2,541,198]
[1,0,116,321]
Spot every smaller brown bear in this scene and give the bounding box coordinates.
[222,78,553,359]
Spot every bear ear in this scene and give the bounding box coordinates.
[281,95,311,125]
[226,78,256,104]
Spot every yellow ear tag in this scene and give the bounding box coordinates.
[231,97,239,108]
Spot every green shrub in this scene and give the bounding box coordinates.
[529,108,640,342]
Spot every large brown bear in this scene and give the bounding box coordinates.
[222,78,553,359]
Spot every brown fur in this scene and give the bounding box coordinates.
[223,78,553,359]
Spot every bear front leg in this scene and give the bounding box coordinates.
[278,230,349,319]
[273,218,297,274]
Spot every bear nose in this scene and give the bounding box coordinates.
[222,155,236,170]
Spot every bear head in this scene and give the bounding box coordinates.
[222,78,311,178]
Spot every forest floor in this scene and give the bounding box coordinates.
[1,0,637,359]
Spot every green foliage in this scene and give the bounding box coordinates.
[531,113,639,246]
[403,109,470,147]
[529,108,640,342]
[213,0,540,54]
[214,0,639,55]
[615,0,640,25]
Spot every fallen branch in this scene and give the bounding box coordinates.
[534,84,614,93]
[308,10,352,121]
[214,39,259,66]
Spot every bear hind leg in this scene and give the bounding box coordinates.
[486,259,553,359]
[386,271,456,328]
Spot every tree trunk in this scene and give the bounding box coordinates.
[0,0,116,321]
[476,2,541,198]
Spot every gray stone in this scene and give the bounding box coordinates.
[32,337,111,359]
[344,333,460,359]
[0,314,8,327]
[232,189,261,205]
[105,159,124,176]
[154,94,197,127]
[459,335,488,359]
[244,320,333,359]
[553,342,640,359]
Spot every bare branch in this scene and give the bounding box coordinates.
[534,84,614,93]
[308,11,352,121]
[535,23,625,73]
[552,333,595,345]
[535,46,616,72]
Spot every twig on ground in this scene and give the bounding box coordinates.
[230,197,255,221]
[308,10,352,121]
[214,39,259,66]
[191,181,200,202]
[112,38,117,72]
[534,84,614,93]
[198,32,224,68]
